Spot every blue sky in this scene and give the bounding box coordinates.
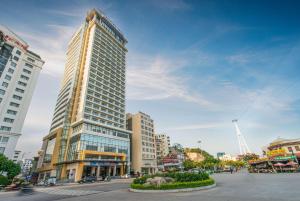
[1,0,300,157]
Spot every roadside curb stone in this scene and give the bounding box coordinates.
[128,183,216,193]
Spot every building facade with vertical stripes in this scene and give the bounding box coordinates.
[37,9,131,182]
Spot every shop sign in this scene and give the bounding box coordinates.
[274,155,296,161]
[267,148,286,157]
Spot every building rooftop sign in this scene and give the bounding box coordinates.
[0,25,28,51]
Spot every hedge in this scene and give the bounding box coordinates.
[133,172,209,184]
[0,175,10,186]
[130,178,215,190]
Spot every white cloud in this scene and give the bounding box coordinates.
[17,24,78,77]
[126,53,213,106]
[166,123,227,131]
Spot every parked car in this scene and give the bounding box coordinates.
[78,176,97,184]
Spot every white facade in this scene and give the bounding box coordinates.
[219,154,237,161]
[0,25,44,159]
[21,159,33,173]
[12,150,22,163]
[155,134,170,159]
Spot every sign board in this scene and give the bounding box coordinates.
[0,25,28,51]
[274,155,296,161]
[267,148,286,157]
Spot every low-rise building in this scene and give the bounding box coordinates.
[265,138,300,155]
[126,112,157,174]
[155,134,170,159]
[218,153,237,161]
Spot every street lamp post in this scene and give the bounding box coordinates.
[197,140,202,155]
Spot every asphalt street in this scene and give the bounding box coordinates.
[1,171,300,201]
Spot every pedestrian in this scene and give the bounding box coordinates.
[230,167,233,174]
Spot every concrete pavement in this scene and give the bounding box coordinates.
[1,171,300,201]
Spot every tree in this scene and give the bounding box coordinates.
[241,153,259,162]
[0,154,21,179]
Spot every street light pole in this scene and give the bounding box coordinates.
[197,140,202,156]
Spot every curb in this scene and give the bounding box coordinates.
[128,183,216,193]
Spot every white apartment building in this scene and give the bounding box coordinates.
[155,134,170,159]
[0,25,44,159]
[127,112,157,174]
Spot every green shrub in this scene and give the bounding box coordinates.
[131,178,215,190]
[0,175,10,186]
[153,172,209,182]
[132,175,152,184]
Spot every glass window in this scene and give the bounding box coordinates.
[21,75,29,80]
[15,88,24,93]
[27,57,35,62]
[18,81,27,87]
[9,102,19,107]
[0,89,5,95]
[5,75,11,80]
[23,69,31,74]
[2,137,9,142]
[7,110,17,115]
[8,68,14,74]
[2,82,8,88]
[13,56,19,61]
[3,118,14,123]
[13,95,22,100]
[11,62,17,67]
[16,50,21,55]
[25,63,33,68]
[0,147,5,154]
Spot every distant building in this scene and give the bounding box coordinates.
[155,134,170,159]
[0,25,44,159]
[126,112,157,174]
[186,152,205,162]
[12,150,22,163]
[218,153,237,161]
[217,152,225,159]
[21,159,33,174]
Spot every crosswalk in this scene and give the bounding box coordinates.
[35,188,100,196]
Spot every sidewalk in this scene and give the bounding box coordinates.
[35,178,133,189]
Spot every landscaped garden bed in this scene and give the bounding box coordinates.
[130,172,215,191]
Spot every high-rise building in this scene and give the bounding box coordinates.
[126,112,157,174]
[155,134,170,159]
[37,9,131,182]
[0,25,44,159]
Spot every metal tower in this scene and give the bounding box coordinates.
[232,119,251,155]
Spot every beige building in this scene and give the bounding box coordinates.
[37,9,131,182]
[126,112,157,174]
[264,138,300,156]
[155,134,170,159]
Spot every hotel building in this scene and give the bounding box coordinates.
[37,9,131,182]
[155,134,170,159]
[0,25,44,159]
[126,112,157,174]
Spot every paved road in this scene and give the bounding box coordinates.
[1,171,300,201]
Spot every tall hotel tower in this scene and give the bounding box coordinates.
[0,25,44,159]
[37,9,131,182]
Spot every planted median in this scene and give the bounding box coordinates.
[130,172,215,191]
